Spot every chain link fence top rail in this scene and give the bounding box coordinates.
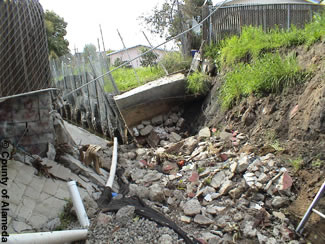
[0,0,51,98]
[203,2,324,43]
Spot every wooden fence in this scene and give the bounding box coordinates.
[203,3,324,43]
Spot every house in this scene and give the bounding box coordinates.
[107,44,167,68]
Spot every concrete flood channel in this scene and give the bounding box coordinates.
[1,73,320,243]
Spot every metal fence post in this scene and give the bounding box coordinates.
[287,4,291,30]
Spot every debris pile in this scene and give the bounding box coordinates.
[86,126,303,244]
[131,107,187,147]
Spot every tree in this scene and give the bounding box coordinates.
[140,47,158,67]
[83,43,97,59]
[139,0,212,56]
[44,10,69,58]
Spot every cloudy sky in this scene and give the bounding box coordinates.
[39,0,178,53]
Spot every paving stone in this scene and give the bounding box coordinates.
[15,197,36,221]
[55,185,70,200]
[42,178,60,196]
[28,213,49,229]
[14,163,35,185]
[12,220,33,232]
[8,181,26,205]
[34,196,67,219]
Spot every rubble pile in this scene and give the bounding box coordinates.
[131,107,186,147]
[87,127,302,244]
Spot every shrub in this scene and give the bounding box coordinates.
[186,72,210,95]
[159,52,191,74]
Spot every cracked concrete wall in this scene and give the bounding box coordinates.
[0,91,55,156]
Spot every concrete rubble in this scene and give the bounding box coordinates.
[3,111,303,243]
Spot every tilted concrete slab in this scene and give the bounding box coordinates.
[114,73,187,127]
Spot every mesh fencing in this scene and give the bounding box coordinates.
[0,0,51,98]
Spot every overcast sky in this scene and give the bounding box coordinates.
[39,0,179,53]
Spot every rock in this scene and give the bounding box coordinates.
[147,130,161,147]
[160,140,169,147]
[242,109,255,126]
[243,172,257,187]
[198,127,211,139]
[162,162,178,174]
[169,113,179,124]
[129,184,149,199]
[183,199,201,216]
[140,125,153,136]
[202,186,216,196]
[276,171,293,191]
[151,115,163,125]
[182,137,198,155]
[194,214,214,225]
[169,132,182,142]
[137,124,144,130]
[133,127,140,136]
[136,148,146,157]
[211,171,227,189]
[219,131,232,141]
[229,186,245,199]
[143,171,162,183]
[237,155,250,173]
[46,143,56,161]
[219,180,233,195]
[257,232,268,244]
[176,118,185,128]
[233,212,244,221]
[242,221,257,237]
[189,171,199,183]
[164,118,173,126]
[158,234,173,244]
[127,151,137,160]
[142,120,151,125]
[96,213,112,226]
[271,196,289,209]
[180,215,192,223]
[149,184,165,202]
[273,211,286,221]
[200,232,219,241]
[116,206,135,226]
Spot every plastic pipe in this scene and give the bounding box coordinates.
[67,181,90,227]
[106,137,118,188]
[3,229,88,244]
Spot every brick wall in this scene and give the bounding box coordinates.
[0,92,55,156]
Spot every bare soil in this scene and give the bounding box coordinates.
[201,41,325,243]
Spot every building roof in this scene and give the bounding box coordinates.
[106,44,167,57]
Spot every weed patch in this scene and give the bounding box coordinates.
[289,157,304,171]
[186,72,210,95]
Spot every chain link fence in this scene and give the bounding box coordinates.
[0,0,51,98]
[203,3,324,43]
[50,52,127,142]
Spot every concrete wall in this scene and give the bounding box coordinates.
[0,91,54,156]
[108,46,166,68]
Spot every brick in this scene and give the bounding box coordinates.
[27,120,53,136]
[12,108,39,123]
[38,93,51,108]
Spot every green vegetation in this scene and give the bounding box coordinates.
[104,51,191,92]
[186,72,210,95]
[202,11,325,109]
[311,158,324,168]
[106,66,165,92]
[289,157,304,171]
[220,53,308,109]
[159,52,192,74]
[55,199,77,230]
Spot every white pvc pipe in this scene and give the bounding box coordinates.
[106,137,118,188]
[67,181,90,228]
[3,229,88,244]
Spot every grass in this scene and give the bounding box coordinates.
[220,52,308,109]
[204,11,325,68]
[289,157,304,171]
[55,199,77,230]
[106,66,165,92]
[186,72,210,95]
[104,51,191,92]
